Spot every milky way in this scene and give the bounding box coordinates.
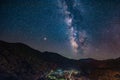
[58,0,88,54]
[0,0,120,59]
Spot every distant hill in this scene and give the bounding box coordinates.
[0,40,120,80]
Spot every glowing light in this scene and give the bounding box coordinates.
[69,27,78,53]
[65,17,72,26]
[44,37,47,41]
[70,37,78,53]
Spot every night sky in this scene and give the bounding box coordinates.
[0,0,120,60]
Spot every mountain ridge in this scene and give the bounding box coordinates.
[0,40,120,69]
[0,40,120,61]
[0,40,120,80]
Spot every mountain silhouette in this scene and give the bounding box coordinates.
[0,40,120,80]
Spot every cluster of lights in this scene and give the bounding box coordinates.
[47,69,80,80]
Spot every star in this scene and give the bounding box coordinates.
[43,37,47,41]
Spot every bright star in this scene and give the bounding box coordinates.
[44,37,47,41]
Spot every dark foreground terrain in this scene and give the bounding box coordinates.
[0,40,120,80]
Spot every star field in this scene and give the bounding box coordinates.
[0,0,120,60]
